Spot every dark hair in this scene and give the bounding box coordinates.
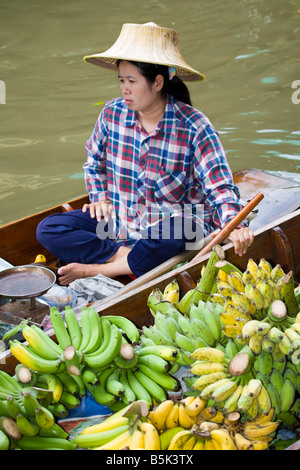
[116,60,192,106]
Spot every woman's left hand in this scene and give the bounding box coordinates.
[227,227,254,257]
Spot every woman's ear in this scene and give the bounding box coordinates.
[154,74,164,92]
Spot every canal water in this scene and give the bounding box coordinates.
[0,0,299,226]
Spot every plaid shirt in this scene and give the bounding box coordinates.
[84,95,246,245]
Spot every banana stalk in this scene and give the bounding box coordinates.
[184,245,225,309]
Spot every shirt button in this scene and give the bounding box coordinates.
[140,159,146,166]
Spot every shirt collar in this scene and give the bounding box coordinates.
[122,95,177,136]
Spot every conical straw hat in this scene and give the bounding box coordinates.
[83,22,205,82]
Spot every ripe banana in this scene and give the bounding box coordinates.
[210,428,237,450]
[178,403,198,428]
[139,421,161,450]
[147,400,175,430]
[190,346,226,363]
[190,361,226,376]
[165,402,180,428]
[38,373,63,403]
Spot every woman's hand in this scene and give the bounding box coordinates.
[227,227,254,257]
[82,200,113,222]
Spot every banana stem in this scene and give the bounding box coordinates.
[279,271,298,317]
[63,345,81,376]
[227,345,255,377]
[186,245,225,307]
[214,260,243,277]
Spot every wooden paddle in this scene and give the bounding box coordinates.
[190,192,264,262]
[92,192,264,306]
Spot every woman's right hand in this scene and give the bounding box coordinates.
[82,200,113,223]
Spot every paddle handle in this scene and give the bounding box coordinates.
[191,192,264,261]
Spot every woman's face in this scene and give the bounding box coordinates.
[118,60,164,113]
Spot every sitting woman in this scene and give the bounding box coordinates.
[36,22,254,286]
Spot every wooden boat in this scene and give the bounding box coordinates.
[1,167,300,375]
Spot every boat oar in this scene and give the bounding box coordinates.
[190,192,264,262]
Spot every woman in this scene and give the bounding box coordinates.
[37,22,254,286]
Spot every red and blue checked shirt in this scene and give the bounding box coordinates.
[84,95,246,245]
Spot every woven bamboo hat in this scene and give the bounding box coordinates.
[83,22,205,82]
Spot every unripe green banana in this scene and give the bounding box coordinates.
[84,323,122,369]
[64,306,82,350]
[49,307,72,350]
[137,364,180,392]
[104,368,124,397]
[34,405,55,430]
[80,307,103,354]
[133,369,167,404]
[16,413,40,437]
[104,314,140,345]
[280,378,295,412]
[138,353,170,373]
[18,434,77,450]
[126,369,152,406]
[266,382,281,415]
[270,369,284,395]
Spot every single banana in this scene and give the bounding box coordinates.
[280,378,296,412]
[190,346,226,363]
[136,345,179,362]
[80,415,129,435]
[38,373,63,403]
[129,429,145,450]
[242,421,279,439]
[34,405,55,430]
[15,413,40,437]
[165,402,180,428]
[64,306,82,350]
[9,340,65,374]
[139,421,160,450]
[104,315,140,345]
[49,307,72,350]
[105,367,125,397]
[210,379,237,403]
[183,396,206,417]
[80,307,103,354]
[190,360,226,376]
[137,353,170,373]
[234,432,254,450]
[228,271,245,293]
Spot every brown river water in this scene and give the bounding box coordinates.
[0,0,300,227]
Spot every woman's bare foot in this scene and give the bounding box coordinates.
[57,246,132,285]
[57,263,104,285]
